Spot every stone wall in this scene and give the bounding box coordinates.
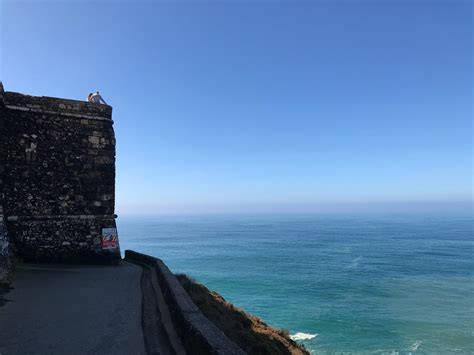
[0,206,12,284]
[0,84,120,264]
[0,82,5,199]
[0,83,13,283]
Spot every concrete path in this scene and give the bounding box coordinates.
[0,261,146,355]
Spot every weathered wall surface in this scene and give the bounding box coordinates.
[0,84,13,282]
[0,83,5,199]
[0,213,12,285]
[0,207,12,284]
[125,250,246,355]
[0,84,120,263]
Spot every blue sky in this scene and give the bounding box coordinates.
[1,0,472,214]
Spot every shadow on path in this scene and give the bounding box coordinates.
[0,261,146,355]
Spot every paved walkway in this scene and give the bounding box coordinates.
[0,261,146,355]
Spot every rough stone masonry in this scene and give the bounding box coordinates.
[0,83,120,282]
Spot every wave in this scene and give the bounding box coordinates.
[409,340,423,351]
[346,255,362,269]
[290,332,318,341]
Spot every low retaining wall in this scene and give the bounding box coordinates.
[125,250,246,355]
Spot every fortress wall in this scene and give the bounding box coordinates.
[0,83,5,197]
[0,86,120,263]
[0,206,11,284]
[0,83,13,282]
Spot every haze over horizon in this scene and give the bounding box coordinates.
[1,0,472,214]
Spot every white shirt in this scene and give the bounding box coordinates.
[90,93,106,104]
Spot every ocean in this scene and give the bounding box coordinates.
[117,213,474,354]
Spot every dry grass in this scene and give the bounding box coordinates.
[176,274,309,355]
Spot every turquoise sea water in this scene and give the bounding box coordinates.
[118,214,474,354]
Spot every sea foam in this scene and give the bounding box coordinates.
[409,340,423,352]
[290,332,318,341]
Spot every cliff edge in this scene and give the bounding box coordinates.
[177,274,309,355]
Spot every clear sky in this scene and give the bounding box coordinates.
[1,0,472,214]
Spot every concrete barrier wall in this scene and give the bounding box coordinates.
[124,250,246,355]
